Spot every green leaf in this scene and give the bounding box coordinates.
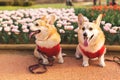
[22,33,29,43]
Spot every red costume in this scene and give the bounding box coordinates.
[79,45,105,58]
[37,44,60,57]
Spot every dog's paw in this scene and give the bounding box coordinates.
[75,54,81,59]
[58,59,64,64]
[82,62,89,67]
[43,59,49,64]
[99,62,106,67]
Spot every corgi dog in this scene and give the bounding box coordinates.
[75,14,106,67]
[29,14,64,64]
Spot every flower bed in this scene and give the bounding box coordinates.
[0,7,120,45]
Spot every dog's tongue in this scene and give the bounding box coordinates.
[84,38,88,47]
[29,32,36,39]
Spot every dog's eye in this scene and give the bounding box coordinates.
[82,27,85,31]
[89,27,93,31]
[35,23,39,26]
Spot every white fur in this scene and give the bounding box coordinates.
[76,14,106,67]
[31,15,64,64]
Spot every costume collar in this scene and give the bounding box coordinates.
[79,45,105,58]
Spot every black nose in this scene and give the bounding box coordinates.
[83,32,87,37]
[38,30,41,33]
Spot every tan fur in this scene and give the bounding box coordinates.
[76,14,106,67]
[30,14,64,64]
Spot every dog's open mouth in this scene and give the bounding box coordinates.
[29,30,41,39]
[89,34,94,41]
[84,34,94,47]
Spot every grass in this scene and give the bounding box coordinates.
[0,2,93,10]
[0,1,119,10]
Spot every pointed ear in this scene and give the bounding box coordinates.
[41,15,46,20]
[47,14,57,25]
[95,14,103,26]
[78,14,84,26]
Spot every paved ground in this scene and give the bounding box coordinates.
[0,50,119,80]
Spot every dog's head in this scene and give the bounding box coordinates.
[78,14,103,47]
[29,14,57,41]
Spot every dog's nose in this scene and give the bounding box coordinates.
[83,32,87,37]
[38,30,41,33]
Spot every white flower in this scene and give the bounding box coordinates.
[8,32,11,35]
[28,23,34,27]
[57,20,62,24]
[11,28,20,34]
[22,25,27,29]
[23,29,29,33]
[74,34,78,37]
[74,27,79,33]
[109,29,117,33]
[64,25,74,30]
[0,27,3,31]
[83,16,89,22]
[0,18,3,22]
[12,26,19,29]
[4,27,11,32]
[101,21,105,25]
[112,26,119,31]
[56,23,62,28]
[59,29,65,33]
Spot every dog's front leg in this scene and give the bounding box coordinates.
[75,45,81,59]
[82,55,89,67]
[34,48,49,64]
[57,48,64,64]
[99,54,105,67]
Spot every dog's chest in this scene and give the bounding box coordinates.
[79,45,105,58]
[37,44,60,57]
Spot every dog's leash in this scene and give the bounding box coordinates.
[105,56,120,65]
[28,49,55,74]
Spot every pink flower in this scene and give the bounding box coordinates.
[105,23,112,28]
[103,23,112,31]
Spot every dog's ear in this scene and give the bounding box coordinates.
[78,14,84,26]
[41,15,46,20]
[47,14,57,25]
[96,14,103,26]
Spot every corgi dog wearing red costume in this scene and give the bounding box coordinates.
[29,14,64,64]
[75,14,106,67]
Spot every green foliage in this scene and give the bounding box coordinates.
[0,8,120,44]
[75,8,120,45]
